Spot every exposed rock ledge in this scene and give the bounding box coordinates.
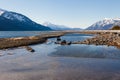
[73,32,120,49]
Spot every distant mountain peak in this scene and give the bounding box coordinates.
[0,8,32,22]
[103,18,120,21]
[43,22,53,26]
[0,8,6,16]
[86,18,120,30]
[3,12,27,22]
[43,22,68,28]
[0,8,51,31]
[43,22,82,30]
[43,22,71,30]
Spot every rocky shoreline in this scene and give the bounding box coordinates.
[1,30,120,49]
[73,32,120,48]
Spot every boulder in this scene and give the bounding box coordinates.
[24,46,35,52]
[61,40,67,45]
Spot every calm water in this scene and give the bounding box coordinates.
[0,31,49,38]
[0,32,120,80]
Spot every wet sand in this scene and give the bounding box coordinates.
[0,32,65,49]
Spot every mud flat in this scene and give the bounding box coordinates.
[0,32,65,49]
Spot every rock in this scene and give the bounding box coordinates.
[55,42,60,44]
[67,41,72,45]
[61,40,67,45]
[24,46,35,52]
[7,53,15,55]
[118,34,120,36]
[113,32,118,35]
[55,42,58,44]
[57,37,61,41]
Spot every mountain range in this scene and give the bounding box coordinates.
[44,18,120,30]
[0,8,120,31]
[43,22,82,30]
[86,18,120,30]
[0,9,51,31]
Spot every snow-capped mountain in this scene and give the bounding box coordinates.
[43,22,72,30]
[0,9,51,31]
[86,18,120,30]
[0,9,5,16]
[43,22,82,30]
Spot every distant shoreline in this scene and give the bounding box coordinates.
[0,32,65,49]
[0,30,120,49]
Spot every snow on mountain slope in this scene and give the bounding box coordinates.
[0,9,5,16]
[43,22,72,30]
[3,12,26,21]
[0,8,33,22]
[0,8,51,31]
[43,22,82,30]
[86,18,120,30]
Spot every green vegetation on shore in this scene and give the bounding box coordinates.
[111,25,120,30]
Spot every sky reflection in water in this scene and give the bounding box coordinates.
[0,33,120,80]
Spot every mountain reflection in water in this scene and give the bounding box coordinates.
[0,32,120,80]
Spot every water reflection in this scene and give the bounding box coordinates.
[50,44,120,59]
[61,33,93,42]
[49,34,120,59]
[0,33,120,80]
[0,31,50,38]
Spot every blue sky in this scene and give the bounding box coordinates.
[0,0,120,28]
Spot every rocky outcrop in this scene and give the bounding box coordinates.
[73,32,120,48]
[24,46,35,52]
